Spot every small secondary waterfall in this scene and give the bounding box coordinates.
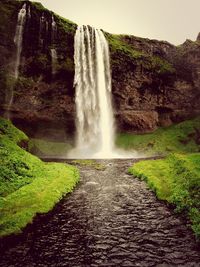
[51,16,58,76]
[28,6,31,19]
[39,13,45,47]
[50,48,58,76]
[51,15,57,42]
[14,3,27,79]
[6,3,26,119]
[72,25,115,158]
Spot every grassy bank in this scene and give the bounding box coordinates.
[0,118,79,237]
[116,116,200,155]
[29,138,72,158]
[129,153,200,238]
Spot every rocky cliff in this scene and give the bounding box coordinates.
[0,1,200,140]
[107,33,200,132]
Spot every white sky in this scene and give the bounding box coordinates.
[31,0,200,45]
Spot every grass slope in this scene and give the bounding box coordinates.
[129,153,200,238]
[29,138,72,158]
[0,117,79,237]
[116,116,200,155]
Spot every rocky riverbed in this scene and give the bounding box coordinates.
[0,159,200,267]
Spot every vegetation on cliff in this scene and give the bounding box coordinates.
[117,116,200,155]
[28,138,72,158]
[129,153,200,238]
[0,1,76,104]
[106,32,175,77]
[106,33,144,60]
[0,117,79,237]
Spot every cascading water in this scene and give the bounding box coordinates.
[28,6,31,19]
[14,3,27,79]
[70,25,115,158]
[6,3,27,119]
[50,16,58,76]
[39,13,45,47]
[50,48,58,76]
[51,15,57,42]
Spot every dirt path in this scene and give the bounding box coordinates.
[0,159,200,267]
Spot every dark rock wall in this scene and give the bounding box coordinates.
[107,34,200,132]
[0,1,199,138]
[0,1,76,138]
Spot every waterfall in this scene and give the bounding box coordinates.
[6,3,26,119]
[51,15,57,42]
[50,16,58,77]
[50,48,58,76]
[28,6,31,19]
[71,25,115,158]
[39,13,45,47]
[14,3,27,79]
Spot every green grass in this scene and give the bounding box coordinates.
[105,33,144,61]
[29,138,72,157]
[150,56,175,74]
[31,2,47,11]
[105,33,175,74]
[32,1,77,34]
[56,14,77,34]
[116,116,200,155]
[0,117,79,237]
[129,153,200,238]
[107,34,144,59]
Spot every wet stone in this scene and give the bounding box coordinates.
[0,159,200,267]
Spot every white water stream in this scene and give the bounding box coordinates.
[50,48,58,76]
[6,3,27,119]
[69,25,117,158]
[14,3,27,79]
[51,16,58,76]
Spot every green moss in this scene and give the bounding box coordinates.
[0,117,27,144]
[31,2,47,12]
[106,33,144,60]
[116,117,200,155]
[30,1,76,34]
[56,15,77,34]
[29,138,72,157]
[150,56,175,74]
[128,153,200,238]
[105,32,175,76]
[0,117,79,237]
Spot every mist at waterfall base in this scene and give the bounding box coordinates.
[68,25,139,159]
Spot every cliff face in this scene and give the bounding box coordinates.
[107,34,200,132]
[0,1,199,139]
[0,1,76,138]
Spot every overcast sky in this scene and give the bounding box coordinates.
[31,0,200,45]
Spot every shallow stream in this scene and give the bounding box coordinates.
[0,159,200,266]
